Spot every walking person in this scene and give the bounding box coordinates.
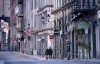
[48,47,53,59]
[45,48,49,60]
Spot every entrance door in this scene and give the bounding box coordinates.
[76,29,90,59]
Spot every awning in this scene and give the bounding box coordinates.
[76,21,89,29]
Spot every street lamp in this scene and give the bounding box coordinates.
[47,14,50,22]
[41,14,45,24]
[27,23,31,41]
[42,16,44,22]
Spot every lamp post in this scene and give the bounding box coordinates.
[27,23,33,54]
[41,15,45,56]
[41,13,50,56]
[27,23,31,41]
[42,16,44,23]
[2,27,5,50]
[20,31,24,53]
[47,14,50,22]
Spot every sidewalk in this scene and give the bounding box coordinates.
[15,52,100,62]
[80,59,100,63]
[16,52,46,60]
[63,59,100,63]
[17,52,58,61]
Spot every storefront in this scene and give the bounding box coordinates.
[75,20,91,59]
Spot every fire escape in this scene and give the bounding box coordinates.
[71,0,96,21]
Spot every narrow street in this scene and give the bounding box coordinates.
[0,0,100,64]
[0,52,100,64]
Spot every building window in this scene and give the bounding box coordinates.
[31,0,33,10]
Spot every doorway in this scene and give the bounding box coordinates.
[76,29,90,59]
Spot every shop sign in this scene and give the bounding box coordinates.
[54,29,59,35]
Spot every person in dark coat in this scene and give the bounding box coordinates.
[45,48,49,60]
[48,47,53,59]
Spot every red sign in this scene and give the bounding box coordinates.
[26,29,33,36]
[49,35,54,39]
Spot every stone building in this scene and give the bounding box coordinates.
[10,0,100,59]
[51,0,100,59]
[0,0,10,51]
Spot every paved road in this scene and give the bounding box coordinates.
[0,51,37,61]
[0,51,100,64]
[4,60,100,64]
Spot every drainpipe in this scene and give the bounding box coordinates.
[92,21,96,58]
[61,15,64,59]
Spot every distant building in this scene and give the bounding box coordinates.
[0,0,10,51]
[10,0,21,51]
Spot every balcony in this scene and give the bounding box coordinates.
[72,0,95,14]
[71,0,96,21]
